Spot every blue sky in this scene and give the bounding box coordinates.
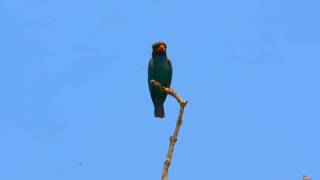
[0,0,319,179]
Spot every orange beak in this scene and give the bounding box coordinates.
[156,44,166,52]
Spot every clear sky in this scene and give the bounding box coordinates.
[0,0,319,179]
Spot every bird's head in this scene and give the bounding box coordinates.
[152,41,167,57]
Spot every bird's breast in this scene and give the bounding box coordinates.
[153,58,171,85]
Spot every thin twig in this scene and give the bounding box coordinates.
[303,175,311,180]
[149,80,188,180]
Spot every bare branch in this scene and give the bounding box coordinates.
[303,175,311,180]
[149,80,188,180]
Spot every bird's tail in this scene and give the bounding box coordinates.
[154,104,165,118]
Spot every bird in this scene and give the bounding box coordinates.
[148,41,173,118]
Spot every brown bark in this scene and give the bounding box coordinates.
[149,80,188,180]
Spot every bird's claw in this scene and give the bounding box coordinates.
[164,87,172,93]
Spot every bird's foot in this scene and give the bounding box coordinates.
[164,87,173,93]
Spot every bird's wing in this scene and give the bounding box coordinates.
[166,59,173,87]
[148,58,155,103]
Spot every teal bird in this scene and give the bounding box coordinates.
[148,42,172,118]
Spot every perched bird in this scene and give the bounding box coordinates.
[148,42,173,118]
